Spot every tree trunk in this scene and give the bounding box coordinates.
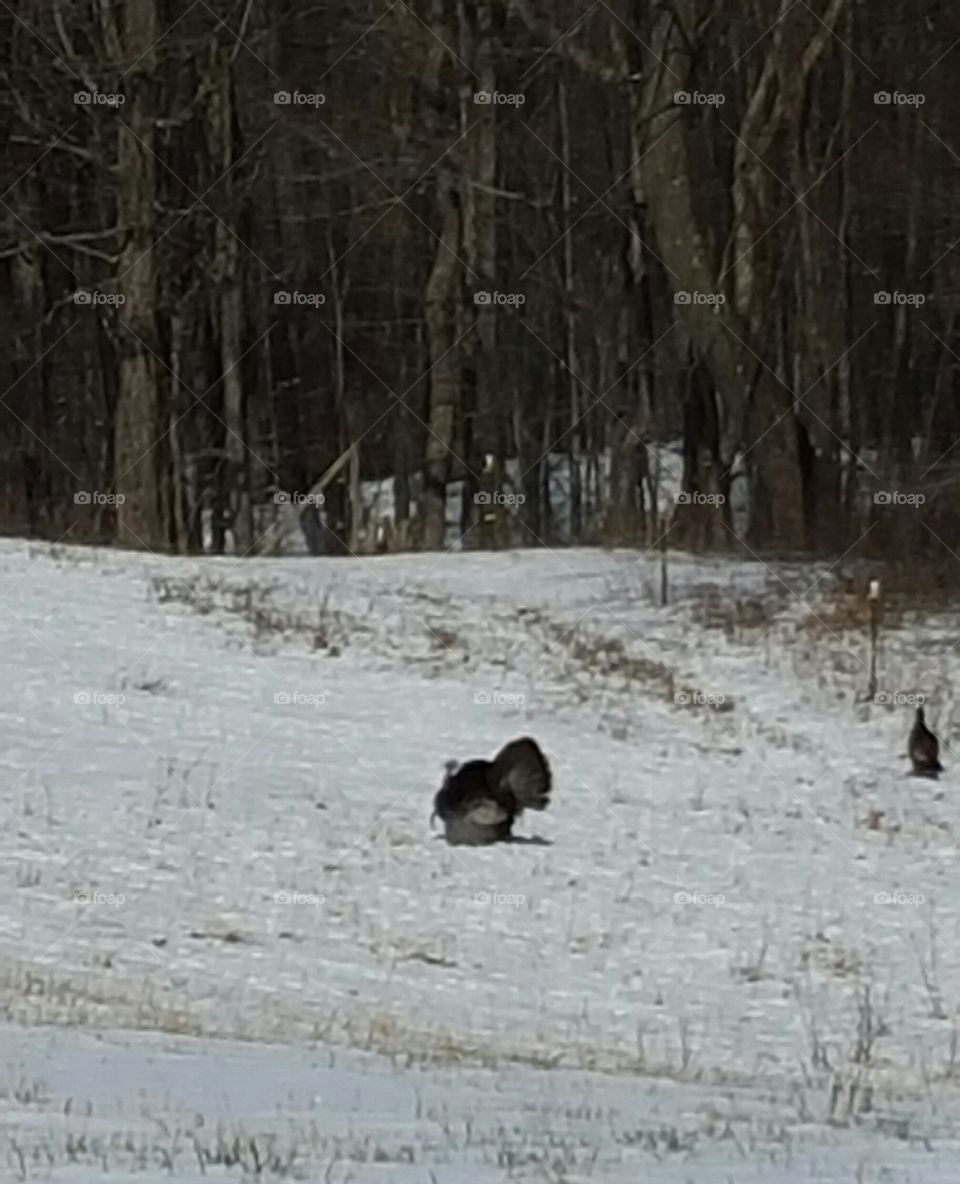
[421,175,462,549]
[461,0,500,547]
[559,78,582,542]
[209,46,252,553]
[635,2,814,549]
[113,0,171,550]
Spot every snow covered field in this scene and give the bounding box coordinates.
[2,537,960,1179]
[6,1022,960,1182]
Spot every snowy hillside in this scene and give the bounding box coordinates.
[2,538,960,1179]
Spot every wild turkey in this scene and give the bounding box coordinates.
[431,737,552,845]
[909,706,943,777]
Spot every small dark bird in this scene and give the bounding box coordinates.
[909,706,943,777]
[431,737,552,845]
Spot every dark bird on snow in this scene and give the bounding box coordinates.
[909,706,943,778]
[431,737,552,845]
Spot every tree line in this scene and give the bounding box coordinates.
[2,0,957,560]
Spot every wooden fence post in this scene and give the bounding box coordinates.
[867,579,881,701]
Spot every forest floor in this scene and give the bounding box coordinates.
[2,538,960,1180]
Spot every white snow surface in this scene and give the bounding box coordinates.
[1,537,960,1179]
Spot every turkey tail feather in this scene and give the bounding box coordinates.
[493,737,551,812]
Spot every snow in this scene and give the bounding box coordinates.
[4,1022,960,1181]
[1,537,960,1179]
[273,439,710,554]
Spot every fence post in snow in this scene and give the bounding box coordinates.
[659,517,669,607]
[867,579,881,701]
